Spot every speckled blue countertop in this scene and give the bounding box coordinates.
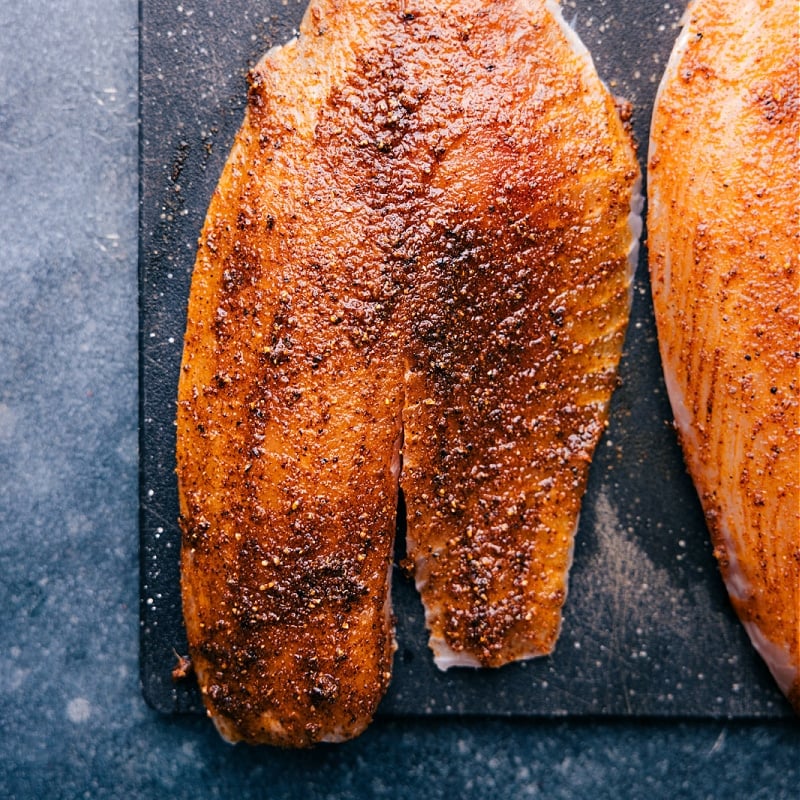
[1,2,797,798]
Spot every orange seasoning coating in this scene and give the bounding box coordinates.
[648,0,799,711]
[177,0,641,746]
[398,5,640,668]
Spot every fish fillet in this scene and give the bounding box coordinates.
[399,3,641,669]
[648,0,799,712]
[177,0,641,746]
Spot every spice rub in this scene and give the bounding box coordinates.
[177,0,641,745]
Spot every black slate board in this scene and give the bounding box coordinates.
[139,0,793,719]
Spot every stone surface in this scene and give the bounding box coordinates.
[1,1,798,798]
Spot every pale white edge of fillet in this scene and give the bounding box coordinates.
[647,1,798,699]
[427,0,643,671]
[647,5,703,465]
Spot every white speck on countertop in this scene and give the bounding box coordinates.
[0,402,16,444]
[67,697,91,724]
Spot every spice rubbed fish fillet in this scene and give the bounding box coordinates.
[648,0,799,712]
[177,0,641,745]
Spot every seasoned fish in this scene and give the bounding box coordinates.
[177,0,641,746]
[648,0,799,711]
[399,4,641,668]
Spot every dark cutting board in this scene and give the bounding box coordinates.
[139,0,793,719]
